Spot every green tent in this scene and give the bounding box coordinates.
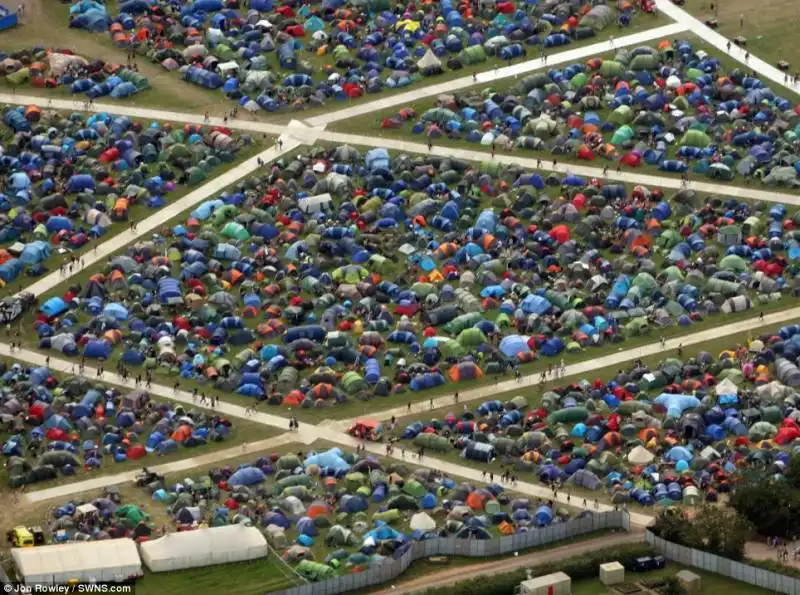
[599,60,624,77]
[719,254,748,273]
[403,479,427,498]
[610,125,634,145]
[680,129,711,148]
[459,45,486,65]
[608,105,633,125]
[457,327,487,347]
[446,313,483,334]
[221,221,250,240]
[341,371,367,394]
[569,72,588,88]
[629,54,658,70]
[296,560,337,581]
[547,407,589,424]
[115,504,150,527]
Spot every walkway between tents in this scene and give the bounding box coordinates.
[24,432,301,503]
[324,306,800,430]
[318,131,800,207]
[16,301,800,521]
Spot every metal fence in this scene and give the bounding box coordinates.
[645,531,800,594]
[272,510,630,595]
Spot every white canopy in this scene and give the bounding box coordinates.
[12,539,141,584]
[140,525,268,572]
[627,445,655,465]
[417,48,442,70]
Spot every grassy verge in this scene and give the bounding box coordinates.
[683,0,800,78]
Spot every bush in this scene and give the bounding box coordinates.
[420,544,656,595]
[650,506,750,561]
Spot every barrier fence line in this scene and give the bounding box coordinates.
[269,511,630,595]
[645,531,800,595]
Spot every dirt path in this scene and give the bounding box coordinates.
[370,530,644,595]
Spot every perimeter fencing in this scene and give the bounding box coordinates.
[273,510,630,595]
[645,530,800,594]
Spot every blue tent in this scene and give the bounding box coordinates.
[229,466,266,486]
[520,294,551,314]
[40,297,68,318]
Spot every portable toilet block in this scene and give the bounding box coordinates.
[600,561,625,585]
[519,572,571,595]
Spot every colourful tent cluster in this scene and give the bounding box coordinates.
[402,324,800,506]
[45,497,152,544]
[74,0,644,113]
[0,107,249,280]
[0,363,234,488]
[389,39,800,188]
[27,145,799,406]
[0,47,149,98]
[132,447,578,578]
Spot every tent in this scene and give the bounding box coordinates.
[12,540,141,583]
[140,525,268,572]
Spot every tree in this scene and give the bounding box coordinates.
[651,506,751,561]
[685,505,751,561]
[730,479,800,539]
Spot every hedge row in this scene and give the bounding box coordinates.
[419,543,656,595]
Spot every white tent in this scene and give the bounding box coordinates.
[715,377,739,397]
[140,525,268,572]
[12,539,141,584]
[409,512,436,532]
[627,445,655,465]
[298,193,333,213]
[417,48,442,70]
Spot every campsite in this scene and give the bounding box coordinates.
[3,1,800,594]
[63,0,662,115]
[15,142,798,414]
[0,105,257,281]
[0,361,274,489]
[19,442,583,587]
[0,47,150,100]
[337,37,800,188]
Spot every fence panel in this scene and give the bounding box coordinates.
[267,511,628,595]
[645,530,800,595]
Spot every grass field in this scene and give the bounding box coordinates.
[685,0,800,76]
[571,563,772,595]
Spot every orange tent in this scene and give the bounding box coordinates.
[466,492,487,510]
[171,425,193,442]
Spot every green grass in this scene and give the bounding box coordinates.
[135,555,302,595]
[684,0,800,79]
[571,564,773,595]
